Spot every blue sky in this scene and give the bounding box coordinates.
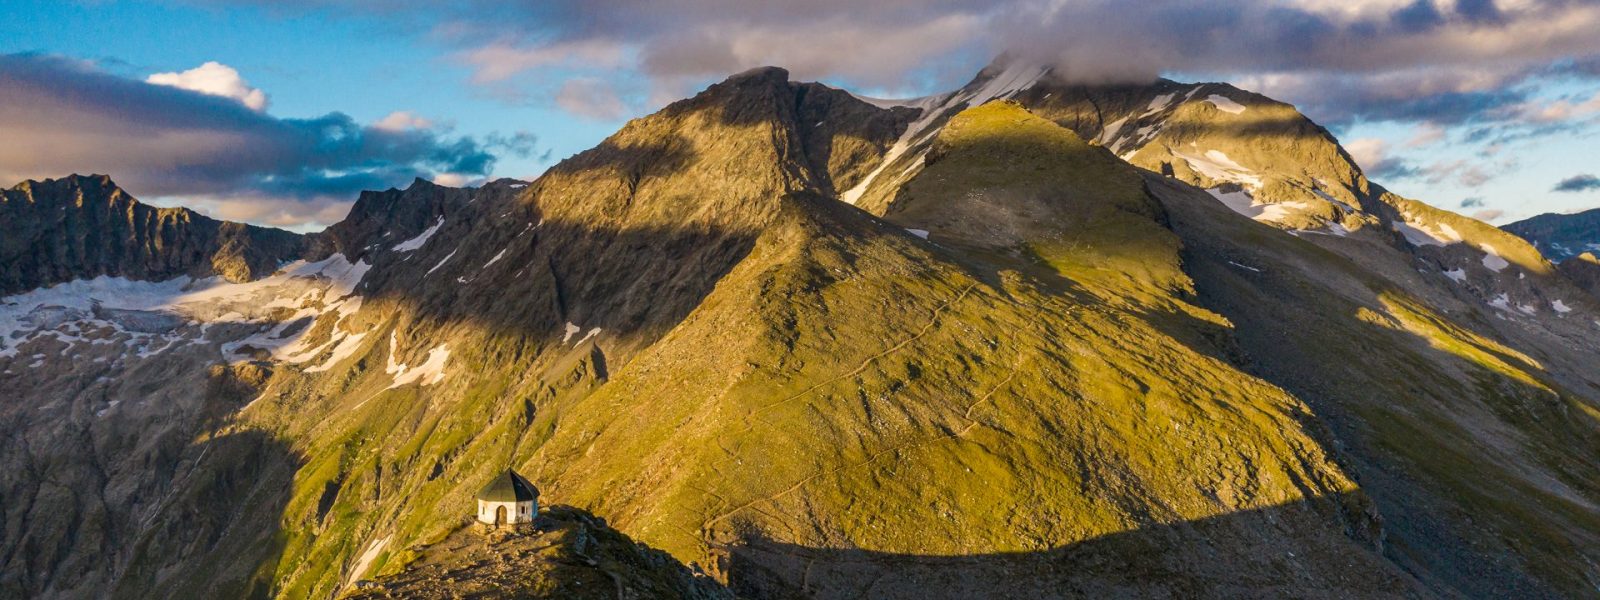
[2,0,1598,230]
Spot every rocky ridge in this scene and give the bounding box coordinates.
[0,174,309,296]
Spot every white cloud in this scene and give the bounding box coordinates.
[373,111,435,131]
[1499,90,1600,124]
[430,172,484,187]
[1345,138,1391,172]
[147,193,354,233]
[146,61,268,112]
[1405,122,1448,147]
[554,78,628,120]
[461,39,628,84]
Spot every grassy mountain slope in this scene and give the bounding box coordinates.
[530,101,1412,597]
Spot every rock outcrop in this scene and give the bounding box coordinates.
[341,506,730,600]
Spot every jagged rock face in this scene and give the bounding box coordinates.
[3,61,1600,600]
[0,175,308,295]
[1504,207,1600,261]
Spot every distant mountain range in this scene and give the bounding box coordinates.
[3,57,1599,599]
[1504,207,1600,261]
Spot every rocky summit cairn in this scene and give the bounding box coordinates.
[476,469,539,528]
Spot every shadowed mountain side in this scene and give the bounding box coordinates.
[0,314,297,599]
[1145,174,1600,597]
[109,429,300,600]
[727,493,1417,600]
[1559,253,1600,298]
[0,175,309,296]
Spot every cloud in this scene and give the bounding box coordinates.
[154,193,355,233]
[146,61,269,112]
[462,38,628,84]
[554,77,629,120]
[1459,197,1485,208]
[0,53,525,229]
[1405,122,1447,147]
[234,1,1600,134]
[1344,138,1419,180]
[1553,174,1600,193]
[408,0,1600,137]
[1496,90,1600,125]
[1348,137,1513,189]
[484,131,542,160]
[372,110,435,131]
[1421,159,1494,187]
[1471,208,1506,222]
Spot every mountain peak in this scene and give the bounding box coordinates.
[1,175,307,293]
[725,65,790,85]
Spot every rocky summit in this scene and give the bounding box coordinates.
[3,57,1600,600]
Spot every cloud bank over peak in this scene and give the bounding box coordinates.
[0,53,531,230]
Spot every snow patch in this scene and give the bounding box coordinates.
[1392,219,1462,248]
[841,61,1047,205]
[483,249,508,269]
[1553,299,1573,314]
[425,249,458,277]
[348,536,391,585]
[1097,116,1129,147]
[576,327,602,345]
[0,255,368,361]
[906,228,930,239]
[392,217,444,252]
[1205,94,1247,114]
[306,331,369,373]
[385,333,450,388]
[1143,93,1176,115]
[1480,244,1510,272]
[1443,268,1468,283]
[1176,150,1262,189]
[1204,188,1315,226]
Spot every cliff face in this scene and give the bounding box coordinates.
[0,174,308,295]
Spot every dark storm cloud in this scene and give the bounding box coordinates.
[0,52,504,205]
[1554,174,1600,192]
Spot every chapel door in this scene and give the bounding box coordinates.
[495,505,506,525]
